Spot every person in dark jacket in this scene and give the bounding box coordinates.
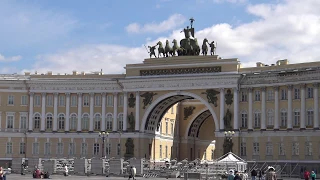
[251,169,257,180]
[234,171,242,180]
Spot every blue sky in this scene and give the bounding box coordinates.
[1,0,320,74]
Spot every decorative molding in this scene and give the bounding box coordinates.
[273,86,279,91]
[140,66,222,76]
[261,87,267,92]
[247,87,253,93]
[183,106,196,120]
[41,92,46,96]
[65,92,70,97]
[300,84,307,89]
[287,85,293,90]
[313,83,319,88]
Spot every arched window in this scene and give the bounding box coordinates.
[94,114,101,130]
[254,110,261,128]
[34,113,41,129]
[267,109,274,126]
[118,114,123,131]
[280,109,287,127]
[46,114,53,130]
[293,109,300,127]
[106,114,113,131]
[240,111,247,128]
[82,114,89,130]
[70,114,77,131]
[307,109,314,126]
[58,114,65,130]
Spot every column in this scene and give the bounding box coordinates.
[53,93,58,132]
[123,92,128,131]
[65,93,70,132]
[113,93,118,132]
[287,85,293,130]
[300,84,306,130]
[274,86,280,130]
[261,87,266,130]
[219,88,225,130]
[40,93,46,132]
[77,93,82,132]
[313,83,319,129]
[28,92,34,132]
[233,87,239,130]
[135,92,140,131]
[89,93,94,132]
[248,88,253,130]
[101,93,106,131]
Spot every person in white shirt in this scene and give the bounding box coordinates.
[128,166,136,180]
[64,164,69,176]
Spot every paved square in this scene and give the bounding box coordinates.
[6,174,163,180]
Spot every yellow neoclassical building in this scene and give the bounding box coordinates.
[0,55,320,173]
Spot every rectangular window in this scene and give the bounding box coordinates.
[59,95,65,106]
[267,111,274,126]
[83,95,89,106]
[118,95,124,107]
[57,143,63,155]
[281,89,287,100]
[254,91,260,101]
[71,95,77,107]
[6,115,14,129]
[165,146,168,158]
[6,142,12,154]
[254,112,261,128]
[240,142,246,156]
[46,95,53,106]
[280,111,287,127]
[20,116,27,129]
[81,143,87,156]
[240,91,247,102]
[106,143,111,155]
[107,95,113,107]
[95,95,101,106]
[165,121,168,135]
[241,113,247,128]
[292,142,299,155]
[307,110,314,126]
[160,145,162,158]
[307,87,313,98]
[266,142,273,155]
[21,95,28,105]
[171,122,174,136]
[93,143,100,155]
[267,90,274,101]
[33,142,39,155]
[204,151,207,160]
[8,95,14,105]
[253,142,259,155]
[69,143,75,155]
[34,95,41,106]
[279,142,285,155]
[20,142,26,154]
[117,143,121,156]
[171,107,174,114]
[44,142,51,155]
[305,142,312,156]
[294,111,300,126]
[294,88,300,99]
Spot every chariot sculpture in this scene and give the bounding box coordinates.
[146,17,217,58]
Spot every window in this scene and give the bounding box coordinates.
[106,143,111,155]
[293,110,300,126]
[211,150,214,160]
[59,95,65,106]
[58,114,65,130]
[279,142,285,155]
[281,89,287,100]
[266,142,273,155]
[82,114,89,130]
[267,90,274,101]
[106,114,113,131]
[83,95,89,106]
[8,95,14,105]
[294,88,300,99]
[107,95,113,107]
[6,115,14,129]
[34,114,40,129]
[69,143,75,155]
[171,122,174,136]
[241,112,247,128]
[159,145,162,158]
[20,142,26,154]
[117,143,121,156]
[70,114,77,131]
[292,142,299,155]
[20,115,27,130]
[95,95,101,106]
[46,114,53,130]
[240,142,246,156]
[267,110,274,127]
[94,114,101,130]
[71,95,77,107]
[171,107,174,114]
[46,95,53,106]
[34,95,40,106]
[57,143,63,155]
[204,151,207,160]
[240,91,247,102]
[118,114,123,130]
[6,142,12,154]
[118,95,124,107]
[33,142,39,155]
[165,146,168,158]
[165,121,168,135]
[307,110,314,126]
[44,142,51,155]
[254,111,261,128]
[21,95,28,105]
[81,143,87,156]
[305,142,312,156]
[280,110,287,127]
[254,91,260,101]
[253,142,259,155]
[93,143,100,155]
[307,87,313,98]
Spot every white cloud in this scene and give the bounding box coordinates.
[0,54,22,62]
[213,0,247,3]
[125,14,186,34]
[29,0,320,75]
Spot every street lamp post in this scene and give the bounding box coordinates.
[224,131,235,153]
[99,131,109,158]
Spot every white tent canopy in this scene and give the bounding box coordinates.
[215,152,247,173]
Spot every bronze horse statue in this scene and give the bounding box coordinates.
[156,41,165,58]
[202,38,209,56]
